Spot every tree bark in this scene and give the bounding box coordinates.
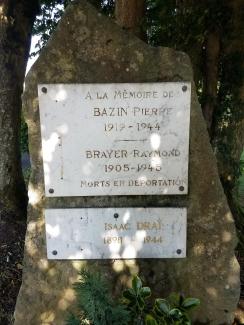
[202,28,221,134]
[115,0,145,39]
[0,0,39,219]
[213,0,244,181]
[211,0,244,250]
[231,1,244,101]
[225,0,244,164]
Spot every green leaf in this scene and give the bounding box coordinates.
[234,150,244,214]
[140,286,151,298]
[235,175,244,213]
[169,308,183,319]
[240,150,244,171]
[182,298,200,310]
[132,275,142,294]
[154,305,163,317]
[180,314,191,325]
[154,299,170,315]
[137,294,146,310]
[145,314,159,325]
[123,288,136,302]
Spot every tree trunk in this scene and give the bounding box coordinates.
[0,0,39,219]
[202,28,221,134]
[213,0,244,184]
[115,0,145,39]
[211,0,244,251]
[225,0,244,162]
[225,0,244,74]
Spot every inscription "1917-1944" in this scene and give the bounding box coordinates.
[38,83,191,197]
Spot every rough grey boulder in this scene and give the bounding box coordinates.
[15,1,239,324]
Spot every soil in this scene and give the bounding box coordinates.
[234,251,244,324]
[0,209,26,325]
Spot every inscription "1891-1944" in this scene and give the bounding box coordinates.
[38,83,191,197]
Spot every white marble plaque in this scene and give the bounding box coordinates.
[45,208,186,259]
[38,83,191,197]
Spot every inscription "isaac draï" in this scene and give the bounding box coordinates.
[45,208,187,259]
[38,83,191,197]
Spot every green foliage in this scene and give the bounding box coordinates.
[234,151,244,215]
[236,175,244,214]
[123,276,200,325]
[67,271,199,325]
[146,0,204,49]
[239,151,244,174]
[32,0,72,55]
[66,314,81,325]
[32,0,114,55]
[232,150,244,249]
[145,0,230,52]
[23,167,31,185]
[214,50,244,249]
[123,275,151,324]
[66,269,130,325]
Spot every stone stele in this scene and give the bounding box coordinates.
[15,1,240,324]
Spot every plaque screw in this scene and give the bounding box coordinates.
[49,188,54,194]
[179,186,184,192]
[42,86,47,94]
[176,249,182,255]
[114,213,119,219]
[52,250,58,255]
[182,85,187,92]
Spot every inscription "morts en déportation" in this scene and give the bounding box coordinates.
[80,178,186,188]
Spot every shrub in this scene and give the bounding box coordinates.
[66,270,200,325]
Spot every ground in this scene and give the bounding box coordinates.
[234,251,244,324]
[0,210,26,325]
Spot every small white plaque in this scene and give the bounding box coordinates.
[45,208,186,259]
[38,83,191,197]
